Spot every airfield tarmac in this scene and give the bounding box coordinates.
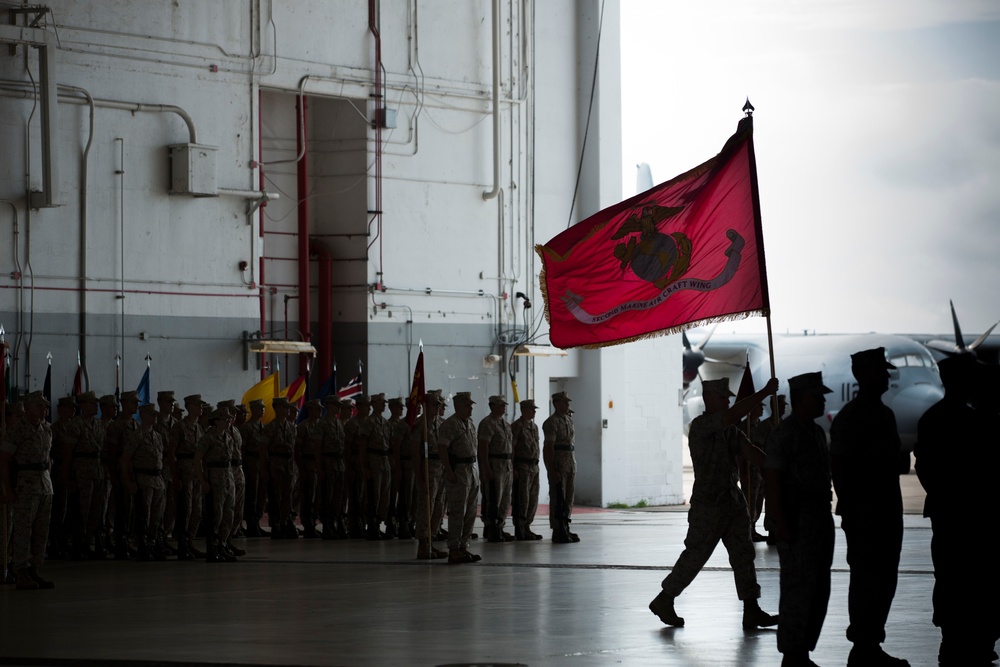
[0,470,946,667]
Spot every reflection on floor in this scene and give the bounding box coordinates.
[2,500,943,667]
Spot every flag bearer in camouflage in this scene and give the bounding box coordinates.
[393,397,418,540]
[263,397,297,539]
[412,391,447,559]
[317,395,346,539]
[296,399,324,538]
[511,399,542,540]
[64,391,107,558]
[121,404,167,561]
[386,396,409,538]
[196,409,237,562]
[360,393,392,540]
[48,395,77,559]
[478,395,514,542]
[763,372,835,667]
[167,394,203,560]
[542,391,579,543]
[439,391,481,564]
[649,376,779,630]
[1,392,56,589]
[240,399,266,537]
[106,390,139,559]
[343,395,368,538]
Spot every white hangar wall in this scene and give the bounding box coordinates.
[0,0,683,507]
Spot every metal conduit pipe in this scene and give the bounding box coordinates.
[309,238,333,380]
[296,94,311,375]
[0,82,198,144]
[482,0,501,201]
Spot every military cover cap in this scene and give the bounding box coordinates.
[120,390,139,402]
[24,390,49,405]
[77,390,99,404]
[248,398,266,410]
[305,398,322,410]
[851,347,896,371]
[99,394,117,405]
[488,395,508,405]
[702,378,736,397]
[157,390,175,401]
[208,408,230,421]
[371,393,386,403]
[58,395,77,408]
[453,391,475,405]
[388,396,404,407]
[937,354,979,386]
[787,372,832,394]
[138,403,158,415]
[552,391,572,402]
[200,400,213,411]
[520,399,537,410]
[356,394,370,405]
[272,397,290,409]
[183,394,203,405]
[323,394,342,405]
[217,399,236,409]
[425,390,443,404]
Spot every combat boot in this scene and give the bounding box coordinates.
[26,567,55,589]
[447,548,475,564]
[563,518,580,542]
[14,569,39,590]
[175,534,195,561]
[514,520,526,541]
[226,540,247,557]
[649,591,684,627]
[416,539,435,560]
[205,537,223,564]
[551,522,572,544]
[742,600,779,630]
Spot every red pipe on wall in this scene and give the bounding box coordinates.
[310,238,333,380]
[296,94,311,375]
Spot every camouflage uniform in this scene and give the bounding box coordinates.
[263,414,297,537]
[388,406,412,538]
[48,401,76,557]
[105,405,139,557]
[511,409,541,539]
[225,423,245,543]
[343,410,365,537]
[542,410,577,534]
[296,413,323,537]
[764,414,834,656]
[358,401,392,537]
[478,411,513,539]
[198,428,236,547]
[439,409,480,552]
[239,414,266,535]
[168,411,203,556]
[317,402,346,538]
[122,426,167,555]
[64,410,107,549]
[153,406,178,544]
[1,417,54,576]
[411,399,445,546]
[660,411,761,601]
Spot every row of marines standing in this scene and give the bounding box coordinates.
[2,384,580,582]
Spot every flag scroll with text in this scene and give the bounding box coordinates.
[537,116,768,349]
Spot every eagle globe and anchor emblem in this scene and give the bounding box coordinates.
[611,204,691,289]
[560,202,746,325]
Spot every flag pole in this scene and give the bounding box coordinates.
[1,325,8,583]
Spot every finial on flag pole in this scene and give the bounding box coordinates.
[743,97,755,117]
[145,353,152,367]
[46,351,52,364]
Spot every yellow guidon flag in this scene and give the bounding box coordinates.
[241,373,279,424]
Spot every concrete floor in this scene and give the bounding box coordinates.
[0,472,951,666]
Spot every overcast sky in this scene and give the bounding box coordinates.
[620,0,1000,336]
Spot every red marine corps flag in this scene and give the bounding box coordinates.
[537,113,769,349]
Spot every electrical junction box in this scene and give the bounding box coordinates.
[168,143,218,196]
